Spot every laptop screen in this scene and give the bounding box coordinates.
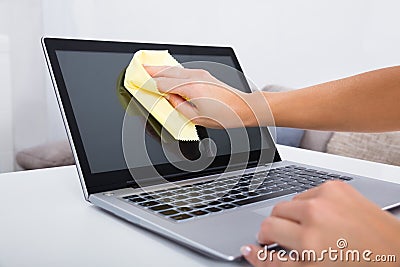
[44,39,280,194]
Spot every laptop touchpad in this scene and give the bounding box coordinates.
[252,206,274,217]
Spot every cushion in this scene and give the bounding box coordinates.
[16,140,74,170]
[275,127,305,147]
[326,132,400,166]
[300,130,333,152]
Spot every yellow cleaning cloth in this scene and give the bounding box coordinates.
[124,50,199,141]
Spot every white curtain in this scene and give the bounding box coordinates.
[0,0,48,172]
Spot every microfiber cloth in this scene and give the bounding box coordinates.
[123,50,199,141]
[116,69,175,143]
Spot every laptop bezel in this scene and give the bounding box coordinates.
[42,37,281,196]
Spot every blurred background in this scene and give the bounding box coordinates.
[1,0,399,173]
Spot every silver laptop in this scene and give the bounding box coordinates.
[42,37,400,261]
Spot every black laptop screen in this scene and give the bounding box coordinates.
[45,39,280,194]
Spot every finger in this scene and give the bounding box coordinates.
[241,244,270,267]
[169,94,198,121]
[270,200,307,223]
[292,186,320,201]
[258,216,302,250]
[144,65,193,78]
[154,77,191,96]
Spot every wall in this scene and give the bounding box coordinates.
[1,0,400,172]
[42,0,400,88]
[0,35,13,172]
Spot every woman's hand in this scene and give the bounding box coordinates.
[241,180,400,267]
[145,66,270,128]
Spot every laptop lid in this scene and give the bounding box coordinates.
[42,38,281,197]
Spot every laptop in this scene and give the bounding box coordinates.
[42,37,400,261]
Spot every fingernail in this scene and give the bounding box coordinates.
[164,94,170,100]
[240,245,252,256]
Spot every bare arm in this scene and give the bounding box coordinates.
[262,66,400,132]
[145,65,400,132]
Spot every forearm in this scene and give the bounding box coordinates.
[260,66,400,132]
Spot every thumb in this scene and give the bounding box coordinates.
[241,244,267,267]
[241,244,285,267]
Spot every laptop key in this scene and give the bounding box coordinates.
[275,184,294,190]
[219,204,236,210]
[327,174,341,179]
[159,209,179,216]
[139,201,160,207]
[214,186,229,192]
[297,178,310,184]
[178,206,193,212]
[170,214,193,221]
[175,189,189,194]
[248,192,259,197]
[150,204,173,211]
[188,187,202,192]
[220,197,234,202]
[288,181,304,187]
[128,197,146,203]
[173,201,189,206]
[153,189,167,194]
[186,198,202,204]
[307,177,323,183]
[174,195,188,200]
[159,192,174,197]
[201,195,218,201]
[232,194,247,199]
[193,204,207,209]
[190,210,208,216]
[293,166,306,170]
[142,195,155,200]
[159,197,174,203]
[229,189,241,195]
[206,207,222,213]
[339,176,353,181]
[233,189,296,206]
[207,201,222,206]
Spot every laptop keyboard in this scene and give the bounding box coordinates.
[122,165,353,222]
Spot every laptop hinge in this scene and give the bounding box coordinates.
[125,161,260,188]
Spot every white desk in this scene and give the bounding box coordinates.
[1,145,399,267]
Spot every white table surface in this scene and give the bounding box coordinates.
[1,145,399,267]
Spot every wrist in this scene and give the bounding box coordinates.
[239,91,275,127]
